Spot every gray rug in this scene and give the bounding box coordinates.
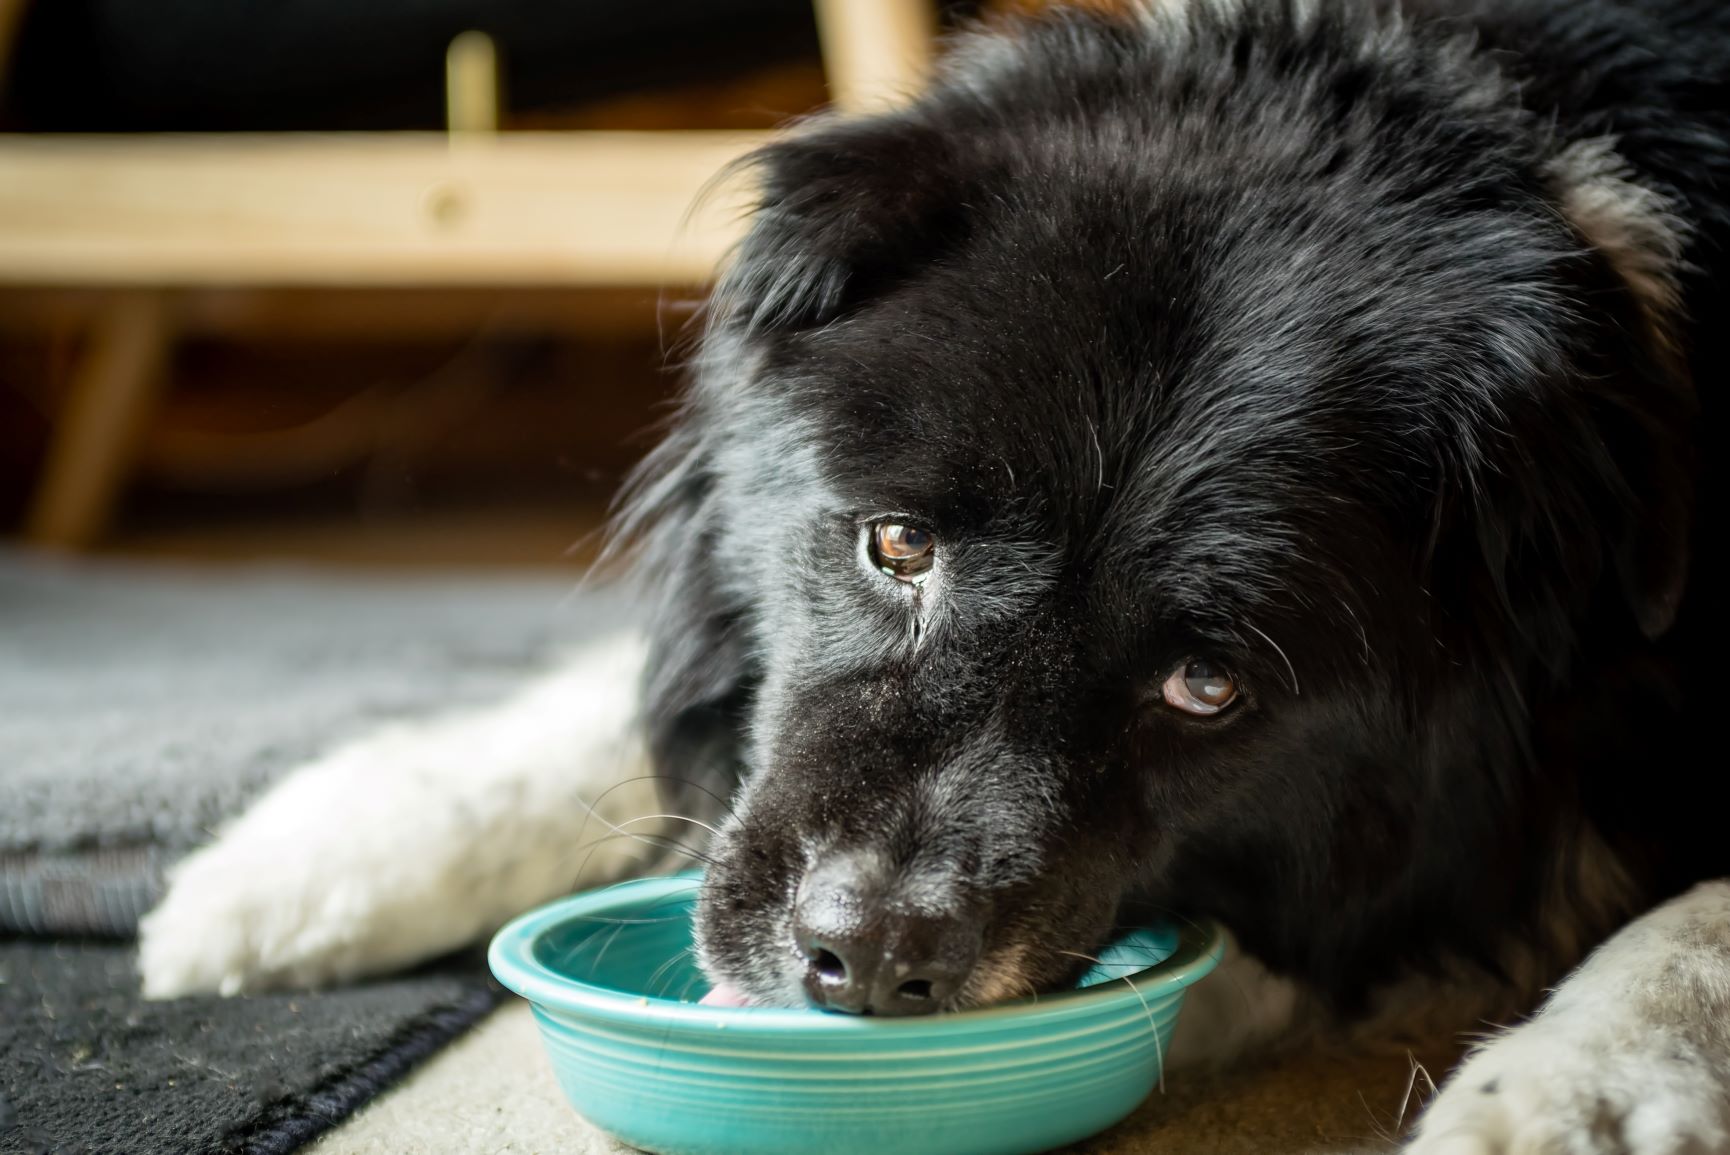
[0,551,634,1155]
[0,551,631,935]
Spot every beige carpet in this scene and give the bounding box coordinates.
[315,1002,1457,1154]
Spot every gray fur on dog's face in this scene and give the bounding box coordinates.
[619,0,1712,1014]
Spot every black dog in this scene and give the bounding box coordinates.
[137,0,1728,1148]
[619,0,1728,1145]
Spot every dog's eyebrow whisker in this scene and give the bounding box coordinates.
[1086,417,1106,494]
[1244,621,1301,695]
[1337,595,1373,667]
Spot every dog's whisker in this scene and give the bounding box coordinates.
[632,833,717,866]
[646,945,696,996]
[617,813,724,839]
[586,920,633,975]
[589,773,740,821]
[552,829,713,898]
[1057,949,1106,966]
[1108,968,1167,1095]
[564,912,691,926]
[563,762,724,881]
[1242,621,1300,696]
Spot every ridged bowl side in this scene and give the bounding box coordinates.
[491,877,1222,1155]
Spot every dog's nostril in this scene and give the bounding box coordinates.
[810,948,848,983]
[896,978,933,1001]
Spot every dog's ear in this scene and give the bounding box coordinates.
[717,117,977,333]
[612,421,755,799]
[1549,138,1696,639]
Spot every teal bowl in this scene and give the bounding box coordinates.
[488,876,1223,1155]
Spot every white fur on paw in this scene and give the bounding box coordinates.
[1408,1020,1730,1155]
[140,635,667,998]
[1409,882,1730,1155]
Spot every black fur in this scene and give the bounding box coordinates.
[618,0,1727,1018]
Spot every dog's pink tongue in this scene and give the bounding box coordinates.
[699,982,753,1008]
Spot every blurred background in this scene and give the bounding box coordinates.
[0,0,994,569]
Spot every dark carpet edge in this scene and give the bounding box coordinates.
[220,985,506,1155]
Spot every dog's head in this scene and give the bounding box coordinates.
[622,4,1694,1013]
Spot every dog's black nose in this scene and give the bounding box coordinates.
[795,915,975,1016]
[792,853,981,1016]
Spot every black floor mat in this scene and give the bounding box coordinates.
[0,941,501,1155]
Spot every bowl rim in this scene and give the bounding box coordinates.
[488,875,1225,1035]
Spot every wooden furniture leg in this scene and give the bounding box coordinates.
[24,293,173,549]
[812,0,938,112]
[0,0,30,94]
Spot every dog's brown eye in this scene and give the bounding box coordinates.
[1162,659,1237,716]
[870,522,935,581]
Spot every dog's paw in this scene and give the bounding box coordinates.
[1409,882,1730,1155]
[140,636,662,998]
[138,824,416,998]
[1407,1018,1730,1155]
[137,719,532,997]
